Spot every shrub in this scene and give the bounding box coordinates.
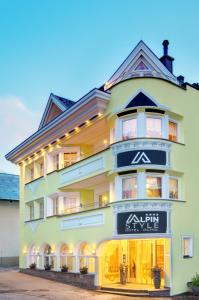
[44,263,51,271]
[80,266,88,274]
[191,273,199,287]
[29,262,36,269]
[61,265,69,272]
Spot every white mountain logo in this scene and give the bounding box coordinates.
[131,151,151,164]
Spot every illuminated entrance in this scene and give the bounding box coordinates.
[99,239,170,288]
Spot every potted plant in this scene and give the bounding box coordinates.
[80,266,88,274]
[151,266,162,289]
[44,263,51,271]
[187,273,199,295]
[61,265,69,272]
[29,262,36,269]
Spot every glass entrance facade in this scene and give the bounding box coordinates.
[100,238,170,288]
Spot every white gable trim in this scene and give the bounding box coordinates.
[105,41,177,89]
[39,94,66,129]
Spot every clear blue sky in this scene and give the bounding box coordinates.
[1,0,199,174]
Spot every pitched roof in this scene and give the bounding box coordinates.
[104,40,178,90]
[39,93,75,129]
[0,173,19,201]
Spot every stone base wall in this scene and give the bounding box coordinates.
[0,256,19,267]
[20,268,96,289]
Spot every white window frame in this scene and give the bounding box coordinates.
[168,118,179,143]
[145,114,163,139]
[169,176,180,200]
[182,235,193,258]
[145,173,165,199]
[121,175,138,200]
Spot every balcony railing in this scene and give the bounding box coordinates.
[58,201,109,216]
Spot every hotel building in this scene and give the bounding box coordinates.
[6,40,199,295]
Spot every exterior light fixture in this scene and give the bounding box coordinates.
[98,112,103,117]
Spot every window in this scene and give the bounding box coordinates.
[53,154,59,170]
[98,194,109,207]
[29,203,34,220]
[39,201,44,218]
[146,117,162,138]
[39,161,44,177]
[122,119,137,140]
[122,177,137,199]
[169,120,178,142]
[63,194,80,214]
[53,197,59,215]
[169,177,179,199]
[182,236,193,258]
[146,176,162,198]
[64,152,78,167]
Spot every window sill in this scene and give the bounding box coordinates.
[112,137,185,146]
[116,198,185,203]
[183,255,192,259]
[25,217,44,223]
[25,176,44,185]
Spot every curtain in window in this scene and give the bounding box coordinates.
[146,176,162,198]
[169,121,177,141]
[122,177,137,199]
[122,119,137,140]
[169,178,178,199]
[146,118,162,138]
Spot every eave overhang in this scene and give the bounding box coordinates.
[6,89,110,164]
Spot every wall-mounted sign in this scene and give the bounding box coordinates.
[117,150,166,168]
[117,211,167,234]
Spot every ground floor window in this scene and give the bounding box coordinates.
[182,236,193,258]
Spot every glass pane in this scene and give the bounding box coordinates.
[169,121,177,142]
[64,152,78,167]
[146,117,162,138]
[146,176,162,198]
[63,196,79,213]
[88,257,95,273]
[122,119,137,140]
[169,178,178,199]
[122,177,137,199]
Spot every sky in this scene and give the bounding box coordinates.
[1,0,199,174]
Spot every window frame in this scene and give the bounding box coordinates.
[145,114,163,139]
[182,235,193,258]
[169,176,180,200]
[121,116,137,140]
[168,118,179,142]
[146,174,163,199]
[121,175,138,200]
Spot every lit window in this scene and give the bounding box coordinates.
[64,152,78,167]
[39,162,44,177]
[122,177,137,199]
[122,119,137,140]
[146,117,162,138]
[182,236,193,258]
[53,154,59,170]
[169,177,179,199]
[146,176,162,198]
[169,120,178,142]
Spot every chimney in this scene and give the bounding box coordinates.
[177,75,184,84]
[160,40,174,74]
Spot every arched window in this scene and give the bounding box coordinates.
[60,243,74,271]
[44,244,55,269]
[78,242,95,273]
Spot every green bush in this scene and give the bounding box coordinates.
[191,273,199,287]
[61,265,69,272]
[80,266,88,274]
[29,262,36,269]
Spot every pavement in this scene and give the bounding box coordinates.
[0,269,170,300]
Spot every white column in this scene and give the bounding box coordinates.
[56,254,61,271]
[109,180,115,203]
[164,173,169,199]
[115,118,122,142]
[114,176,121,202]
[163,115,169,139]
[137,112,146,137]
[138,172,146,199]
[75,256,79,272]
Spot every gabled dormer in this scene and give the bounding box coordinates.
[39,93,75,129]
[104,40,178,90]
